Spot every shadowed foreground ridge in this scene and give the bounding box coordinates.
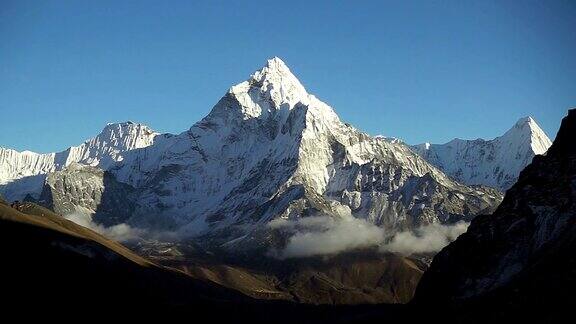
[413,109,576,322]
[1,106,572,322]
[0,200,251,307]
[0,199,411,322]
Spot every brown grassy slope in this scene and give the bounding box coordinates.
[2,198,425,306]
[4,201,149,265]
[4,196,426,304]
[0,200,418,322]
[147,247,427,305]
[0,202,251,308]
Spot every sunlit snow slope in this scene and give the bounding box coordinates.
[412,117,552,191]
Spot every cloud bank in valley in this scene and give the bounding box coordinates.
[66,210,470,257]
[380,221,470,255]
[64,212,144,242]
[268,216,385,259]
[269,216,470,259]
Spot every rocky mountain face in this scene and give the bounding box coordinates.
[413,109,576,321]
[107,57,501,247]
[0,58,502,251]
[38,163,136,226]
[0,122,158,201]
[412,117,552,191]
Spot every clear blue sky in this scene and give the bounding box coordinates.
[1,0,574,153]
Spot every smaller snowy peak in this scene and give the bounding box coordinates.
[412,116,552,191]
[515,116,535,126]
[506,116,537,135]
[66,121,159,167]
[414,110,576,306]
[103,120,141,131]
[101,121,153,133]
[94,121,158,151]
[0,121,159,200]
[501,116,552,155]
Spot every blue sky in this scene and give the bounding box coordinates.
[1,0,574,153]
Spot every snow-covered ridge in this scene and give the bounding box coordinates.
[102,57,501,245]
[412,116,552,191]
[0,122,158,200]
[1,57,503,251]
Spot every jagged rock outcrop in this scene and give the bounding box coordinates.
[413,109,576,321]
[38,163,136,225]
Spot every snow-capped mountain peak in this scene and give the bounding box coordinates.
[63,121,159,169]
[415,109,576,307]
[250,57,307,100]
[412,116,552,190]
[83,121,158,161]
[0,121,158,200]
[102,58,502,245]
[501,116,552,155]
[223,57,310,119]
[2,58,503,251]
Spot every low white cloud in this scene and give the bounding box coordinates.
[65,209,469,256]
[269,216,385,259]
[380,221,469,255]
[64,212,144,242]
[269,216,470,259]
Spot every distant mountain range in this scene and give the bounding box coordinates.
[0,58,509,251]
[0,58,552,253]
